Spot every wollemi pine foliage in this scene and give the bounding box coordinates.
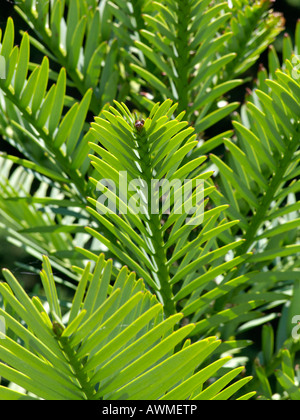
[0,0,299,400]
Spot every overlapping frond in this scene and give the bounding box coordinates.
[203,28,300,343]
[125,0,283,133]
[0,18,92,198]
[223,0,284,77]
[0,0,299,401]
[15,0,120,113]
[83,100,278,336]
[0,157,90,281]
[210,37,300,272]
[0,256,252,400]
[109,0,152,44]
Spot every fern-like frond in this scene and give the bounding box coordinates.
[0,256,252,400]
[126,0,283,134]
[0,157,89,281]
[0,18,92,199]
[248,324,300,400]
[211,45,300,265]
[15,0,120,113]
[205,28,300,342]
[81,99,275,340]
[109,0,152,44]
[223,0,284,77]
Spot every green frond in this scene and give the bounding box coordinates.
[223,0,284,77]
[0,19,91,198]
[82,100,274,337]
[124,0,283,134]
[211,53,300,262]
[15,0,120,114]
[109,0,152,45]
[274,350,300,400]
[0,156,90,282]
[0,0,299,401]
[204,28,300,347]
[0,257,250,400]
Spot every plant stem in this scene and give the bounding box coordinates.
[16,6,101,115]
[58,336,96,400]
[137,130,176,316]
[240,135,300,254]
[2,87,88,202]
[175,0,191,114]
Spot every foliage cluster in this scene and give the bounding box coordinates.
[0,0,299,400]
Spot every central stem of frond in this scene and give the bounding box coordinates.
[136,131,176,316]
[176,0,191,113]
[57,336,96,400]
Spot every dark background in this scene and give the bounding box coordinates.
[0,0,299,275]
